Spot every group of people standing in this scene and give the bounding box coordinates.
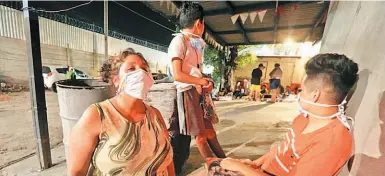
[247,63,283,102]
[66,2,359,176]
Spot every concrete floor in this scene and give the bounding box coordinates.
[0,93,298,176]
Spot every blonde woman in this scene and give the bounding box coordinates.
[67,48,174,176]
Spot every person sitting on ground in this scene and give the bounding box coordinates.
[233,82,243,99]
[67,48,175,176]
[218,88,226,97]
[277,85,285,101]
[208,53,358,176]
[285,86,291,96]
[260,84,268,101]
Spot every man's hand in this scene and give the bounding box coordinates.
[237,159,262,169]
[203,78,214,93]
[220,158,244,172]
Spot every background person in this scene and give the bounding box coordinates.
[269,63,283,102]
[215,53,358,176]
[233,81,243,99]
[249,63,265,101]
[66,66,76,80]
[67,48,174,176]
[168,2,225,175]
[260,84,268,101]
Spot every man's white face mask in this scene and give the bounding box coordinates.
[117,69,154,99]
[296,93,353,130]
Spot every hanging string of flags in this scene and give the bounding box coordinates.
[230,4,298,24]
[205,33,224,50]
[231,10,267,24]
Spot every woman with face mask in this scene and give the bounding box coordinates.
[67,48,175,176]
[205,54,358,176]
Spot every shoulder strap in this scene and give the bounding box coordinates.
[94,103,105,121]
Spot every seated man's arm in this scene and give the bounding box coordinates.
[220,158,269,176]
[289,138,352,176]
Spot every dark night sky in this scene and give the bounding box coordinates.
[28,1,176,46]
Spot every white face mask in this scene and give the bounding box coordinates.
[118,69,154,99]
[179,31,206,51]
[296,94,354,130]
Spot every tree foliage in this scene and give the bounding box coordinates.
[235,53,257,69]
[203,46,221,85]
[204,45,257,88]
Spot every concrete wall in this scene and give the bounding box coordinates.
[320,1,385,175]
[0,36,168,86]
[0,5,169,86]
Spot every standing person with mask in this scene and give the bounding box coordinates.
[168,2,226,175]
[207,54,358,176]
[269,63,283,103]
[67,48,175,176]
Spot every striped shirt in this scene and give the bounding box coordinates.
[261,114,352,176]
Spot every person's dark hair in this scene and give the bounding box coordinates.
[274,63,280,67]
[179,2,204,29]
[100,48,148,83]
[305,53,359,103]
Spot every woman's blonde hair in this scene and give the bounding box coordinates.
[99,48,148,83]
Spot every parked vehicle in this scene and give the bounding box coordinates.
[42,65,93,92]
[152,73,167,80]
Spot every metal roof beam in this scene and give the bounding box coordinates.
[205,24,226,46]
[225,1,250,44]
[205,1,316,16]
[304,1,330,41]
[226,41,275,46]
[273,3,280,45]
[215,24,324,35]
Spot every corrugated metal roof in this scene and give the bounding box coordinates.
[205,14,238,32]
[144,1,329,46]
[220,34,245,43]
[200,1,227,11]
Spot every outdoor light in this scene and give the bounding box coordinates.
[284,39,294,47]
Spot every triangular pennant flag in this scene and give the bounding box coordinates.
[257,10,267,23]
[249,12,257,23]
[167,0,171,10]
[231,14,240,24]
[160,0,163,7]
[172,4,176,14]
[239,13,249,24]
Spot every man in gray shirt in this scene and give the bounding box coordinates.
[269,63,283,102]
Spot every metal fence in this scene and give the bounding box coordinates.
[0,2,168,53]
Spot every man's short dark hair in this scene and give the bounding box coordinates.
[179,2,204,29]
[274,63,280,67]
[304,53,358,103]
